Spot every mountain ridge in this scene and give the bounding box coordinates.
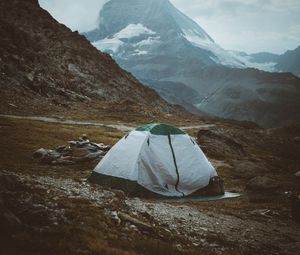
[84,0,300,127]
[0,0,185,120]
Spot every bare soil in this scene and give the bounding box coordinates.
[0,115,299,255]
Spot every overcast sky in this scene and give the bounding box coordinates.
[39,0,300,54]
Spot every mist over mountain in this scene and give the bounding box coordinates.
[84,0,300,127]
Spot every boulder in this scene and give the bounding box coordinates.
[0,195,22,229]
[246,176,279,191]
[294,171,300,177]
[33,136,110,165]
[233,160,265,179]
[197,129,246,159]
[291,195,300,222]
[32,148,48,159]
[193,176,225,196]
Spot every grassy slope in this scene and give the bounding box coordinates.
[1,116,300,255]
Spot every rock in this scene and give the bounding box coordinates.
[55,145,66,152]
[195,176,225,196]
[118,212,152,231]
[40,151,60,164]
[83,152,102,160]
[8,103,17,108]
[1,209,22,228]
[33,148,48,159]
[233,160,265,179]
[197,129,246,159]
[71,147,91,157]
[0,174,24,191]
[0,195,22,228]
[111,211,121,225]
[294,171,300,177]
[291,195,300,222]
[52,158,75,165]
[33,137,109,165]
[246,176,279,191]
[80,134,89,141]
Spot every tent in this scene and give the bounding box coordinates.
[89,123,218,197]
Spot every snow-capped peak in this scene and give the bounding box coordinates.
[115,24,156,39]
[92,23,158,53]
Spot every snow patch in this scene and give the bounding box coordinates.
[135,36,161,47]
[229,51,276,72]
[93,24,156,53]
[182,28,213,47]
[132,50,148,56]
[93,37,123,53]
[115,23,156,39]
[182,29,245,68]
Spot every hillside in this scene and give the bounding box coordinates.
[0,0,184,121]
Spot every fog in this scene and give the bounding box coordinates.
[39,0,300,54]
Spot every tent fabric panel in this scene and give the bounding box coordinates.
[172,135,217,195]
[94,130,147,181]
[136,134,184,197]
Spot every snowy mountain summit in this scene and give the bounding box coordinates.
[84,0,300,128]
[85,0,244,68]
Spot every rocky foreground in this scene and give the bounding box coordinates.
[1,115,299,255]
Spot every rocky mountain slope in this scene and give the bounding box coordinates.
[233,47,300,77]
[275,45,300,77]
[84,0,300,127]
[0,0,183,120]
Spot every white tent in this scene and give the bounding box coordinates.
[89,124,218,197]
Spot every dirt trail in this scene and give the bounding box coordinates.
[0,114,214,132]
[0,114,134,132]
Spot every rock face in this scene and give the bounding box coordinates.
[233,46,300,78]
[275,45,300,77]
[246,176,279,191]
[0,0,179,118]
[84,0,300,127]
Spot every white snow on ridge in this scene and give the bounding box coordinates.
[182,28,276,71]
[93,37,123,53]
[132,50,148,56]
[135,36,161,47]
[182,28,245,68]
[93,24,157,54]
[115,24,156,39]
[228,51,276,72]
[183,28,213,47]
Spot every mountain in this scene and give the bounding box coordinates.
[85,0,245,69]
[249,52,279,64]
[84,0,300,127]
[0,0,180,120]
[275,45,300,77]
[231,47,300,78]
[230,51,279,72]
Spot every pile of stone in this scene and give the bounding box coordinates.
[33,134,111,165]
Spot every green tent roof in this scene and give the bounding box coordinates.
[136,123,185,135]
